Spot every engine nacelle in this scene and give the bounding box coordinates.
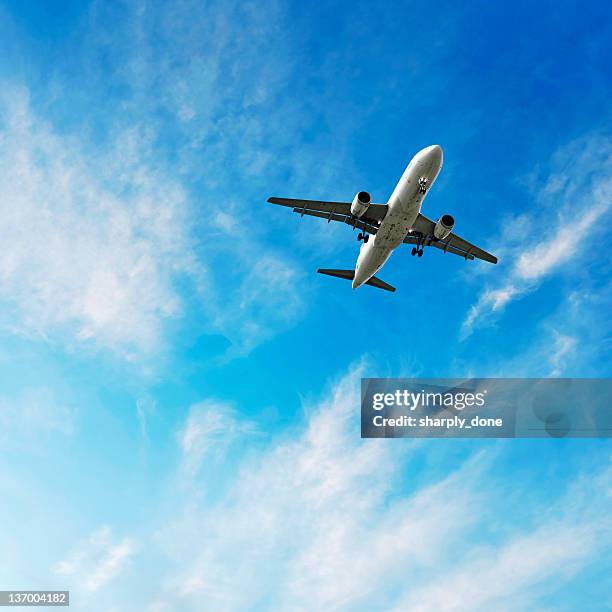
[433,214,455,240]
[350,191,371,218]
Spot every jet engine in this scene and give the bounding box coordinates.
[433,214,455,240]
[350,191,371,218]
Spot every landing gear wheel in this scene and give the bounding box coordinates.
[417,249,423,258]
[411,247,417,256]
[357,233,364,242]
[363,235,369,243]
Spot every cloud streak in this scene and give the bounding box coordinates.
[0,0,334,361]
[462,132,612,339]
[178,400,258,477]
[0,87,196,358]
[131,363,612,611]
[55,526,135,593]
[0,388,75,451]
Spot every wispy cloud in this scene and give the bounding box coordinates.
[462,132,612,339]
[394,521,600,611]
[393,464,612,611]
[547,330,578,377]
[0,87,195,358]
[137,363,612,611]
[460,283,612,377]
[109,1,317,356]
[54,526,135,593]
[178,400,258,477]
[0,388,75,451]
[136,396,156,443]
[0,0,319,361]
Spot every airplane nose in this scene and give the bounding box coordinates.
[416,144,443,171]
[425,144,443,164]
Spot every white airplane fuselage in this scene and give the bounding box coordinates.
[353,144,444,289]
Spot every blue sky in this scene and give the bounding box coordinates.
[0,0,611,610]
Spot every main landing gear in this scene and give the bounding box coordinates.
[411,234,425,257]
[357,232,369,243]
[418,177,429,194]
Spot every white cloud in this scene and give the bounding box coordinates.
[394,522,598,611]
[0,0,315,360]
[136,396,157,443]
[0,88,194,358]
[178,400,257,477]
[214,254,307,359]
[136,363,612,611]
[393,464,612,611]
[0,388,75,450]
[0,79,306,359]
[54,526,135,593]
[547,331,577,376]
[212,211,239,235]
[462,132,612,338]
[461,284,612,378]
[514,202,608,281]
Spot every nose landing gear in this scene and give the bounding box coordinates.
[411,247,424,257]
[357,232,369,243]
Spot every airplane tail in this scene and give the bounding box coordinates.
[317,269,396,292]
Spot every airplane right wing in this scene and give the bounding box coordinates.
[408,213,498,264]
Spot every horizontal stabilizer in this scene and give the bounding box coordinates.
[317,269,396,292]
[317,268,354,281]
[365,275,396,292]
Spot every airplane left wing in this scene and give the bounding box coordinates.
[267,197,387,235]
[409,213,498,264]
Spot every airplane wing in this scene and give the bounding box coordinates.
[267,197,387,235]
[267,198,496,264]
[407,213,497,264]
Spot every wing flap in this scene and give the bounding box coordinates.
[293,208,379,234]
[403,234,475,260]
[268,197,351,212]
[293,208,348,223]
[445,233,498,264]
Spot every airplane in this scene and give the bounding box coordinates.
[267,145,497,292]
